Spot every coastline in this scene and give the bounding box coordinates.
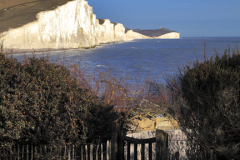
[2,48,79,54]
[1,37,183,54]
[1,39,133,54]
[0,0,180,50]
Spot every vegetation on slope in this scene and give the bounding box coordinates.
[167,48,240,160]
[129,28,178,37]
[0,52,132,158]
[0,0,73,33]
[2,45,239,159]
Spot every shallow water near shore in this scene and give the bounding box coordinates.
[12,37,240,84]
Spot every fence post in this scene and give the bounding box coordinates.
[107,140,110,160]
[141,143,145,160]
[164,134,169,160]
[64,145,67,160]
[119,132,124,160]
[81,146,83,160]
[96,143,99,160]
[90,144,93,160]
[27,145,29,160]
[68,146,71,160]
[31,145,33,160]
[85,145,88,160]
[101,143,103,160]
[73,145,75,160]
[111,122,120,160]
[149,143,152,160]
[156,129,167,160]
[18,144,20,160]
[22,145,24,160]
[210,150,213,160]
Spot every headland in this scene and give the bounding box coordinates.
[0,0,180,51]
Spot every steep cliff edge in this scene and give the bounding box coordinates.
[0,0,180,50]
[155,32,180,39]
[0,0,132,49]
[1,0,98,49]
[131,28,180,39]
[125,30,150,40]
[0,0,75,33]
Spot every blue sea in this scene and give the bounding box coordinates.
[13,37,240,84]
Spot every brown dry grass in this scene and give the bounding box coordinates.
[65,58,170,116]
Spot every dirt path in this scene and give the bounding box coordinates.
[0,0,73,33]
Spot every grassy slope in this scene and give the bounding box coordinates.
[132,28,178,37]
[0,0,73,33]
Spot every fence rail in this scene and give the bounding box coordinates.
[123,137,156,144]
[111,122,168,160]
[122,137,156,160]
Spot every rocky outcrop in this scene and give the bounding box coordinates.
[0,0,180,50]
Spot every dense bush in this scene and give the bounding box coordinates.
[0,52,130,157]
[167,49,240,159]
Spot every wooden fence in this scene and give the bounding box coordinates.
[0,122,219,160]
[111,122,168,160]
[0,141,112,160]
[0,122,168,160]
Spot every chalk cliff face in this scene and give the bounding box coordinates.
[155,32,180,39]
[0,0,180,50]
[1,0,99,49]
[97,19,114,44]
[125,30,150,40]
[113,23,126,42]
[94,19,127,44]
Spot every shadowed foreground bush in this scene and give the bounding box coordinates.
[0,52,131,157]
[167,49,240,160]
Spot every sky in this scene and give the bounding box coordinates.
[87,0,240,37]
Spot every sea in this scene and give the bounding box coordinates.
[12,37,240,85]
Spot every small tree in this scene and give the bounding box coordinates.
[167,49,240,160]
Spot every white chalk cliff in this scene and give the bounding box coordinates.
[0,0,180,50]
[155,32,180,39]
[125,30,150,40]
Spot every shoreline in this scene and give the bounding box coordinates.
[2,47,79,54]
[1,38,184,54]
[1,39,135,54]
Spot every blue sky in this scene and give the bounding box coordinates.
[87,0,240,37]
